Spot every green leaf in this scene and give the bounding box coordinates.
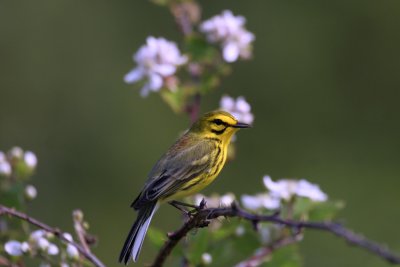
[308,200,345,221]
[187,228,210,264]
[0,182,24,209]
[14,160,34,180]
[160,88,187,114]
[292,198,314,218]
[264,244,302,267]
[147,227,166,249]
[185,36,218,62]
[160,86,198,114]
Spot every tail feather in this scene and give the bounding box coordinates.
[119,201,158,264]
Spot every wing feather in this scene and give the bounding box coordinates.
[132,135,216,210]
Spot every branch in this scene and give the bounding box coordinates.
[0,205,105,267]
[170,2,200,36]
[169,2,202,123]
[150,202,400,267]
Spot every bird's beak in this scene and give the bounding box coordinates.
[233,122,251,128]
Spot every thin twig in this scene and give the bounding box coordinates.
[150,202,400,267]
[0,205,105,267]
[73,209,92,254]
[170,2,200,36]
[185,93,201,123]
[234,233,302,267]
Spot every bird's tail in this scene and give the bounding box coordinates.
[119,201,158,265]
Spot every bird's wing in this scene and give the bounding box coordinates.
[131,137,216,209]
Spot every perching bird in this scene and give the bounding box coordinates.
[119,110,250,264]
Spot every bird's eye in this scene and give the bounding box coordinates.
[213,119,223,125]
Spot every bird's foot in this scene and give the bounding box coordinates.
[168,199,207,217]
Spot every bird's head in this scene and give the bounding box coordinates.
[190,110,251,141]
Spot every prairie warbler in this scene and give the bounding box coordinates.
[119,110,250,264]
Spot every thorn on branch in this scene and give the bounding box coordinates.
[199,198,207,209]
[251,219,259,232]
[231,201,239,211]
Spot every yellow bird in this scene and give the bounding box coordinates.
[119,110,250,264]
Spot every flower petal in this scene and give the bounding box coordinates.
[148,74,163,90]
[223,42,240,62]
[124,68,144,83]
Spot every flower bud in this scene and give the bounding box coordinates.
[66,244,79,259]
[73,210,84,221]
[63,233,73,242]
[201,253,212,265]
[0,160,11,176]
[24,151,38,169]
[4,240,23,256]
[47,243,59,255]
[37,237,50,251]
[25,185,38,200]
[9,147,23,160]
[21,242,30,253]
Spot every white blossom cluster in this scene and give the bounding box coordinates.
[263,176,327,202]
[220,95,254,125]
[0,147,38,201]
[124,36,188,97]
[0,147,38,177]
[4,230,79,261]
[241,176,328,211]
[200,10,255,62]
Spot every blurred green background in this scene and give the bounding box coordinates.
[1,0,399,266]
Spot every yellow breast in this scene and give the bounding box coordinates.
[166,141,228,200]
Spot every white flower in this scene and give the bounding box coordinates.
[200,10,255,62]
[263,176,328,202]
[0,160,11,176]
[37,237,50,250]
[0,152,11,176]
[4,240,23,256]
[21,242,30,253]
[219,193,235,206]
[25,185,38,200]
[29,230,55,252]
[296,179,328,202]
[30,229,46,241]
[66,244,79,259]
[124,36,187,97]
[263,176,297,201]
[241,193,281,210]
[47,243,59,255]
[201,253,212,265]
[63,232,73,242]
[220,95,254,125]
[61,263,70,267]
[24,151,37,169]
